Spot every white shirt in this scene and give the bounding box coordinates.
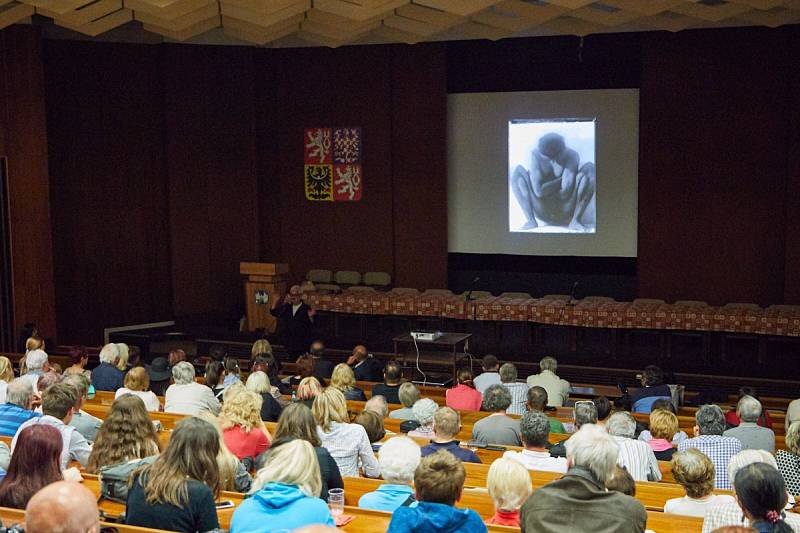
[164,382,221,416]
[503,449,568,473]
[473,372,501,394]
[13,414,91,470]
[115,388,161,412]
[292,303,302,316]
[611,435,662,482]
[318,421,380,478]
[526,370,570,407]
[502,382,529,415]
[0,381,7,405]
[664,495,736,517]
[702,500,800,532]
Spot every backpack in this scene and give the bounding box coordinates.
[99,455,158,503]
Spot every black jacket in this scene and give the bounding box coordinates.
[270,302,314,353]
[259,392,283,422]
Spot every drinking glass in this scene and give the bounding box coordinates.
[328,488,345,518]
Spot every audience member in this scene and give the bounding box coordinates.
[593,395,612,426]
[245,371,283,422]
[313,387,379,478]
[421,407,480,463]
[13,382,91,469]
[356,410,386,448]
[787,397,800,427]
[204,360,225,399]
[271,285,316,357]
[472,384,521,446]
[625,365,672,413]
[387,450,486,533]
[0,357,14,404]
[372,360,403,404]
[726,387,773,429]
[146,356,172,397]
[485,457,532,527]
[407,398,437,439]
[775,421,800,496]
[446,368,482,412]
[526,356,570,407]
[499,363,528,415]
[347,344,382,382]
[520,424,647,532]
[666,448,736,517]
[296,376,323,409]
[22,349,49,393]
[63,345,90,379]
[331,363,367,401]
[526,386,566,434]
[273,403,343,501]
[365,395,389,418]
[549,401,597,458]
[220,389,271,461]
[474,354,502,395]
[0,378,40,437]
[286,353,314,387]
[125,417,220,532]
[0,425,63,509]
[25,481,101,533]
[646,409,680,461]
[605,465,636,496]
[733,463,796,533]
[91,343,124,391]
[114,366,161,412]
[638,398,689,445]
[86,394,161,474]
[679,404,743,489]
[196,411,252,493]
[231,439,334,531]
[723,396,775,452]
[63,373,102,442]
[606,411,661,481]
[390,383,421,420]
[310,340,334,384]
[115,343,130,372]
[164,361,221,415]
[221,356,242,390]
[36,370,62,393]
[168,348,188,368]
[504,411,567,473]
[251,338,273,359]
[359,436,421,512]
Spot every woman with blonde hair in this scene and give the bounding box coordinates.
[245,371,283,422]
[251,338,273,359]
[330,363,367,401]
[296,376,322,409]
[220,389,271,461]
[19,335,45,375]
[0,356,14,404]
[115,367,161,412]
[115,343,130,372]
[230,439,334,532]
[86,394,161,474]
[197,411,252,493]
[125,417,220,532]
[313,387,379,478]
[665,448,735,516]
[647,409,679,461]
[486,457,533,526]
[776,421,800,496]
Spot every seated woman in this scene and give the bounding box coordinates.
[0,425,64,509]
[245,371,283,422]
[86,395,161,474]
[646,409,679,461]
[114,367,161,412]
[485,457,532,527]
[355,410,386,452]
[230,439,334,532]
[63,345,91,381]
[125,417,220,532]
[446,368,482,412]
[313,387,379,478]
[252,353,289,395]
[272,403,343,501]
[665,448,735,517]
[164,362,220,416]
[204,360,225,399]
[284,353,314,387]
[407,398,438,439]
[776,421,800,497]
[734,462,794,532]
[220,389,271,461]
[115,343,130,373]
[330,363,367,401]
[296,376,322,409]
[389,382,420,420]
[222,357,242,390]
[359,436,421,512]
[637,398,688,445]
[197,411,252,493]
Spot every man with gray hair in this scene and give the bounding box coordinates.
[722,395,775,452]
[550,400,597,458]
[22,349,50,393]
[0,378,41,437]
[504,411,567,473]
[499,363,529,415]
[471,384,521,446]
[91,342,124,391]
[678,404,742,489]
[521,424,647,532]
[358,436,421,512]
[365,395,389,418]
[164,361,221,415]
[526,356,570,407]
[606,411,661,481]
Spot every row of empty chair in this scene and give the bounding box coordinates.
[307,269,392,292]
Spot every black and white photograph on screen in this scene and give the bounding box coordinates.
[509,119,596,233]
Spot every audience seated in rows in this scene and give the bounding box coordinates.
[666,448,735,517]
[526,356,570,407]
[198,411,253,493]
[296,376,322,408]
[347,345,382,382]
[114,367,161,412]
[499,363,528,415]
[526,386,566,434]
[446,368,482,412]
[220,387,271,461]
[679,404,743,489]
[389,383,421,421]
[407,398,437,439]
[165,361,220,415]
[485,457,532,527]
[775,421,800,496]
[310,340,334,384]
[607,411,661,482]
[521,424,647,532]
[420,407,480,464]
[331,363,367,401]
[386,450,487,533]
[63,373,102,442]
[372,360,402,404]
[91,343,124,392]
[474,355,501,395]
[726,387,773,429]
[638,398,688,446]
[230,439,335,532]
[644,409,680,461]
[313,386,379,478]
[550,401,598,458]
[0,425,64,509]
[503,411,567,473]
[0,378,40,437]
[471,384,521,446]
[359,436,421,512]
[245,371,283,422]
[723,395,775,452]
[25,480,101,533]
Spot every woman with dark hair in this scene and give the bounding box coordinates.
[63,345,91,379]
[285,353,314,387]
[0,425,63,508]
[734,462,794,533]
[446,368,483,411]
[205,360,225,399]
[252,354,289,395]
[86,395,161,473]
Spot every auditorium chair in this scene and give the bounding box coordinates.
[499,292,533,299]
[363,271,391,290]
[334,270,361,288]
[306,269,340,293]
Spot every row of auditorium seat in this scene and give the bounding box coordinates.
[306,269,392,292]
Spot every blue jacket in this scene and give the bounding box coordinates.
[358,484,417,512]
[229,482,334,533]
[420,441,481,463]
[387,501,487,533]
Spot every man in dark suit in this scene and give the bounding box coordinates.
[347,344,383,382]
[270,285,315,358]
[310,339,334,385]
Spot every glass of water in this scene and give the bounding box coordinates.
[328,488,345,518]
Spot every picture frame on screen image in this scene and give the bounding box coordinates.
[508,119,596,234]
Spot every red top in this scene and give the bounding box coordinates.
[223,425,270,460]
[486,510,520,527]
[446,384,483,412]
[725,409,773,429]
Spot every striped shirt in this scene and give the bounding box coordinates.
[678,435,742,490]
[611,436,662,481]
[318,421,380,478]
[502,382,530,416]
[0,404,40,437]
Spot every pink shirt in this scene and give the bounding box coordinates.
[648,438,674,452]
[446,384,482,411]
[223,426,270,460]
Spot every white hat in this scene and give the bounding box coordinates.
[26,349,48,371]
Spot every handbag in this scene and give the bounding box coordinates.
[99,455,158,503]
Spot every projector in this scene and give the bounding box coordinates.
[410,330,443,342]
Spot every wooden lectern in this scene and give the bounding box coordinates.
[240,262,289,333]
